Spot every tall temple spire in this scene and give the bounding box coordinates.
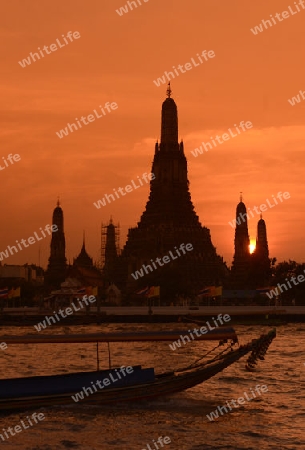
[118,89,228,295]
[231,195,251,288]
[256,215,269,259]
[45,200,67,287]
[234,195,250,258]
[160,84,178,146]
[102,218,119,285]
[251,215,271,286]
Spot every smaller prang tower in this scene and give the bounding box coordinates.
[101,218,120,285]
[45,200,67,288]
[231,193,251,288]
[255,214,269,259]
[251,213,271,286]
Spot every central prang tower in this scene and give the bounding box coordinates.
[45,200,67,288]
[138,84,200,228]
[117,84,228,296]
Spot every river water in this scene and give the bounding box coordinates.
[0,323,303,450]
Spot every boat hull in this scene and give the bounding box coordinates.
[0,329,276,412]
[0,341,259,411]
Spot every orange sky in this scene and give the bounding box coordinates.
[1,0,305,269]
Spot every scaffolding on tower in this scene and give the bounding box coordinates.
[101,218,120,269]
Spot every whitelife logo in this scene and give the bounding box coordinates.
[169,314,231,351]
[288,89,305,106]
[141,436,171,450]
[228,192,290,228]
[0,153,21,172]
[116,0,149,16]
[265,270,305,299]
[71,366,134,402]
[206,385,268,421]
[0,342,7,352]
[153,50,215,87]
[0,412,45,443]
[131,243,193,280]
[18,31,81,68]
[191,121,253,158]
[93,173,155,208]
[34,295,96,332]
[0,224,58,261]
[56,102,118,139]
[250,1,305,35]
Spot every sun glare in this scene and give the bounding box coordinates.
[249,240,256,254]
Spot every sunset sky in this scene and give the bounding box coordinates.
[1,0,305,269]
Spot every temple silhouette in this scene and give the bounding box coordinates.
[113,83,228,297]
[44,85,272,298]
[231,195,271,288]
[45,202,102,290]
[44,200,67,287]
[231,194,251,288]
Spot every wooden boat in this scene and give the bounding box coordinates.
[0,328,276,411]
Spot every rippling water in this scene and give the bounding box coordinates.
[0,323,303,450]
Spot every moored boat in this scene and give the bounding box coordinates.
[0,328,276,412]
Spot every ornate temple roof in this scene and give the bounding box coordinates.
[73,233,93,268]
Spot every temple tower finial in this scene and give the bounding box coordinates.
[240,192,243,202]
[161,83,178,145]
[166,82,172,98]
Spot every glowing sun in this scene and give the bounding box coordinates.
[249,240,256,254]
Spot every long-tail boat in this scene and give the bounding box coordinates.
[0,328,276,411]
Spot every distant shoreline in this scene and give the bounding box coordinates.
[0,308,303,325]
